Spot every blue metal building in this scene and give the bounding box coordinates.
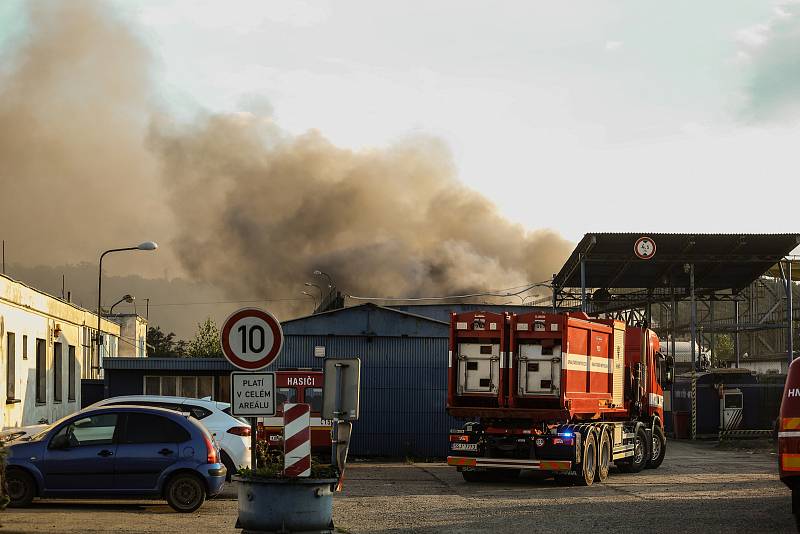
[103,303,463,458]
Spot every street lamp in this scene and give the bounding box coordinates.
[301,291,317,311]
[304,282,322,295]
[312,270,334,290]
[109,294,135,314]
[97,242,157,374]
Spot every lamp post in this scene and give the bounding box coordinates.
[312,270,334,291]
[97,242,157,375]
[313,270,336,310]
[304,282,322,296]
[301,291,317,312]
[109,294,135,314]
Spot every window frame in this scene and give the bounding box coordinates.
[275,386,298,414]
[304,387,323,414]
[142,375,215,399]
[118,412,191,444]
[6,332,16,403]
[50,413,120,449]
[35,338,46,405]
[53,341,63,403]
[68,345,76,401]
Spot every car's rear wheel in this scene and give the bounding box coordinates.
[6,469,35,507]
[165,473,206,513]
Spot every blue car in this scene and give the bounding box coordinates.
[4,405,226,512]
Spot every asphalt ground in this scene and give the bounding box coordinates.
[0,440,793,533]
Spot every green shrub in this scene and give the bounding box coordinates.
[237,447,337,480]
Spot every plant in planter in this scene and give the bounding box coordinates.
[233,447,339,533]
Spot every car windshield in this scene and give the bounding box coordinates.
[27,412,76,441]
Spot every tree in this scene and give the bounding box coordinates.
[147,326,185,358]
[187,317,222,358]
[714,334,734,363]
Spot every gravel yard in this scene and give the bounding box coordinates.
[0,440,792,533]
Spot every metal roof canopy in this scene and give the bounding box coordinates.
[554,233,800,295]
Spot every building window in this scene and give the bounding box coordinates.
[68,345,76,401]
[161,376,177,396]
[143,375,215,399]
[36,338,46,404]
[144,376,160,395]
[6,332,16,402]
[22,335,27,360]
[198,376,213,399]
[53,342,63,403]
[81,326,91,379]
[215,374,230,402]
[179,376,197,398]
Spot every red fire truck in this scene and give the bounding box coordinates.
[779,357,800,528]
[447,311,673,485]
[257,369,332,456]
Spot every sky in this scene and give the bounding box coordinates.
[102,0,800,243]
[2,1,800,337]
[2,0,797,245]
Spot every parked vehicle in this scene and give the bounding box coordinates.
[778,357,800,528]
[89,395,251,479]
[4,405,226,512]
[447,311,673,485]
[257,369,332,457]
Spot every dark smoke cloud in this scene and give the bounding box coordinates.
[150,114,571,306]
[0,1,171,276]
[2,0,572,328]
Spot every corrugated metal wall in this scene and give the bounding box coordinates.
[282,335,463,458]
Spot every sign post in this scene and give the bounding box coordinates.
[323,357,361,489]
[221,308,284,471]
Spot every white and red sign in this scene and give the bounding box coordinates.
[221,307,283,371]
[634,236,656,260]
[230,372,275,417]
[283,403,311,477]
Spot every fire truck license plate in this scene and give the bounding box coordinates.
[451,443,478,452]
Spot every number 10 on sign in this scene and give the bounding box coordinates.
[220,308,284,371]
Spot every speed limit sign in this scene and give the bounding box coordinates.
[220,308,284,371]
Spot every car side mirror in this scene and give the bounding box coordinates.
[50,434,70,450]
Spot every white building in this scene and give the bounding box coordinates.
[0,273,122,428]
[109,313,148,358]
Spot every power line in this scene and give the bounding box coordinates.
[347,280,554,302]
[112,297,309,308]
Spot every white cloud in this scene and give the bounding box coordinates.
[605,40,623,51]
[736,23,770,48]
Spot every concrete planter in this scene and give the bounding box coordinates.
[233,475,337,533]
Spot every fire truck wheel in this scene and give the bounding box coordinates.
[576,431,597,486]
[595,430,611,482]
[646,425,666,469]
[617,426,651,473]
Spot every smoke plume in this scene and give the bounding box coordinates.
[2,0,571,327]
[150,114,570,304]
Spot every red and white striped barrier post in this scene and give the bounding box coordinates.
[283,403,311,477]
